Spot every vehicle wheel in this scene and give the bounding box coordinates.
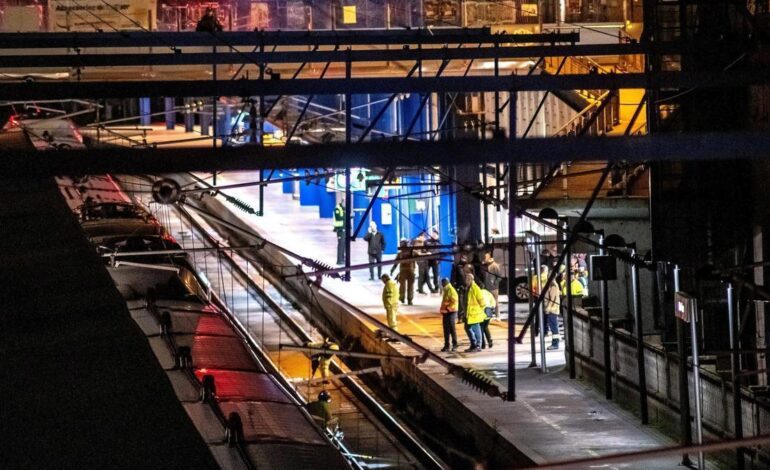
[514,276,530,303]
[23,75,36,83]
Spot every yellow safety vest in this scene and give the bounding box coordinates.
[333,205,344,229]
[466,282,487,325]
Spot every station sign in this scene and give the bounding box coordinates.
[674,291,697,323]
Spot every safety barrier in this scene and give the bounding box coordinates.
[569,307,770,466]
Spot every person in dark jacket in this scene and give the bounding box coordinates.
[363,221,385,280]
[196,7,223,32]
[426,229,441,292]
[390,239,415,305]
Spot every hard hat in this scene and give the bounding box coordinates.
[318,391,331,402]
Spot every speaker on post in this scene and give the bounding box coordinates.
[590,255,617,281]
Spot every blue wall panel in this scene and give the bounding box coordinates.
[298,170,320,206]
[282,170,294,194]
[319,185,336,218]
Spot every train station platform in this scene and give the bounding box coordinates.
[206,171,683,467]
[0,176,218,468]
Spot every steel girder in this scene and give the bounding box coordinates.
[0,43,654,68]
[3,133,770,177]
[5,71,770,100]
[0,29,578,49]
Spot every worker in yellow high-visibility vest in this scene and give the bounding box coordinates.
[381,273,399,331]
[333,200,345,265]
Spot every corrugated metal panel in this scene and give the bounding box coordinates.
[244,443,347,470]
[193,370,290,403]
[220,401,326,445]
[186,335,258,371]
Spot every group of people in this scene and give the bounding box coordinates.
[379,243,504,353]
[530,250,591,350]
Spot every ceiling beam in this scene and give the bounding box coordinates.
[0,42,652,68]
[1,133,769,177]
[0,29,579,49]
[2,70,768,100]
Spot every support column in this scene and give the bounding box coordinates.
[566,221,576,380]
[631,247,648,424]
[728,282,745,469]
[184,98,194,132]
[454,165,482,244]
[674,265,693,466]
[139,97,151,126]
[600,234,612,399]
[164,97,175,130]
[507,89,517,401]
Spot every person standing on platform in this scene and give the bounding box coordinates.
[439,278,459,352]
[452,253,473,323]
[463,274,486,352]
[363,221,385,280]
[308,337,339,384]
[381,274,399,331]
[482,251,502,318]
[305,391,337,429]
[333,200,345,265]
[414,232,435,294]
[480,288,495,349]
[195,7,223,32]
[390,239,415,305]
[544,279,562,350]
[426,229,441,292]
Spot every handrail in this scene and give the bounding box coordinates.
[552,90,611,136]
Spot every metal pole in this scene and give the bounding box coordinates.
[507,91,517,401]
[536,236,547,373]
[258,169,264,216]
[674,265,693,466]
[728,282,745,469]
[690,301,704,469]
[344,167,352,282]
[212,43,217,150]
[600,234,612,399]
[631,247,648,424]
[565,220,576,379]
[482,164,489,243]
[507,160,517,401]
[528,234,537,368]
[344,51,353,282]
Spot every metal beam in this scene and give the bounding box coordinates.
[0,43,650,68]
[4,71,767,100]
[0,29,579,49]
[6,132,770,176]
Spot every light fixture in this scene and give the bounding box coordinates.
[357,171,365,182]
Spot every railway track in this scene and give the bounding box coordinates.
[117,175,444,469]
